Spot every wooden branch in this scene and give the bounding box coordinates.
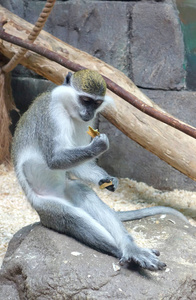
[1,5,196,181]
[0,54,15,163]
[1,29,196,141]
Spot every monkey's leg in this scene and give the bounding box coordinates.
[65,180,166,271]
[23,162,165,270]
[33,194,122,258]
[22,161,120,256]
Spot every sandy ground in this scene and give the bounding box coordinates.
[0,163,196,267]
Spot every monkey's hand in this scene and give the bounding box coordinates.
[90,134,109,157]
[99,177,119,192]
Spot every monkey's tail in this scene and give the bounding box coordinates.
[116,206,189,223]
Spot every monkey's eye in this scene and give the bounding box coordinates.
[79,96,93,106]
[95,100,103,107]
[80,96,92,102]
[79,96,103,108]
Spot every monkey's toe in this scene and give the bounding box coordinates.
[151,249,160,256]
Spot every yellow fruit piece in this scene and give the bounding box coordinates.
[99,181,113,189]
[87,126,100,138]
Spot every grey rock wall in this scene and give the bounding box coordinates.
[1,0,195,190]
[132,2,185,90]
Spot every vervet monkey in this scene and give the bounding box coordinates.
[12,69,187,271]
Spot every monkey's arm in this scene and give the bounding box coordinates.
[45,134,109,170]
[71,161,119,192]
[71,162,108,183]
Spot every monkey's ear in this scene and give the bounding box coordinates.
[63,72,72,85]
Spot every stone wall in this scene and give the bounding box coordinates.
[1,0,196,190]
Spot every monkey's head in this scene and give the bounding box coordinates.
[70,69,107,97]
[64,69,113,122]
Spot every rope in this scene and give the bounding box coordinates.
[2,0,56,73]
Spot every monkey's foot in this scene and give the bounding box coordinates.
[119,247,166,271]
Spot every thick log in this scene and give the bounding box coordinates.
[0,5,196,181]
[0,54,15,163]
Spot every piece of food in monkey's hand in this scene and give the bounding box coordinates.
[87,126,100,138]
[99,181,113,189]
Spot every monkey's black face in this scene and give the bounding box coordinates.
[78,96,103,122]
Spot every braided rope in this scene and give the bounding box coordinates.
[2,0,56,73]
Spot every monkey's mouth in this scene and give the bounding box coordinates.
[79,112,94,122]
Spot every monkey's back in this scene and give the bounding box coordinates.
[12,92,55,167]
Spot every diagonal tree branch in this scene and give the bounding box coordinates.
[1,28,196,140]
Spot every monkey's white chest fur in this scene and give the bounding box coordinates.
[50,86,93,148]
[72,120,92,147]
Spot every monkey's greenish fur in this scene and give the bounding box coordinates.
[71,69,107,96]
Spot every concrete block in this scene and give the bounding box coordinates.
[25,1,133,76]
[131,2,185,90]
[0,0,24,18]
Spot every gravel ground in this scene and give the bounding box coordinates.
[1,163,195,267]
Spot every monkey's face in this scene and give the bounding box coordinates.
[78,95,104,122]
[63,70,113,122]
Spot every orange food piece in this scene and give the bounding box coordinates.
[99,181,113,189]
[87,126,100,138]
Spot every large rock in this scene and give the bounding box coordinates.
[0,217,196,299]
[132,2,185,90]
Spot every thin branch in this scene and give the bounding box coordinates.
[1,28,196,139]
[0,27,83,72]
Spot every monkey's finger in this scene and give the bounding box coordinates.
[99,180,113,189]
[106,185,115,192]
[99,178,111,184]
